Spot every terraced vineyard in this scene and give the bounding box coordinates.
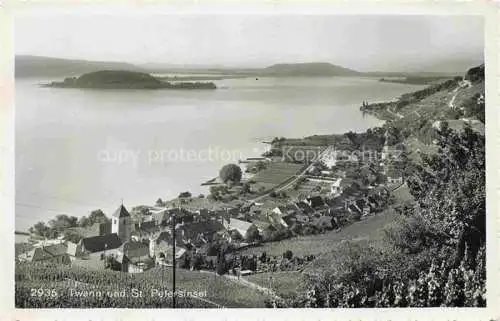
[15,263,273,308]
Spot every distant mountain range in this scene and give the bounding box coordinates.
[260,62,360,76]
[14,55,463,79]
[15,55,143,78]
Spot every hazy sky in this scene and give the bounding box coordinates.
[15,15,484,71]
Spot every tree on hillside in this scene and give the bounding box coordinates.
[283,250,293,260]
[462,93,485,123]
[155,198,165,207]
[406,125,485,266]
[48,214,79,232]
[88,209,109,225]
[29,221,51,238]
[78,216,91,227]
[216,249,230,275]
[245,225,262,243]
[178,191,192,198]
[63,230,84,243]
[219,164,242,184]
[241,182,251,194]
[209,185,229,201]
[255,161,268,171]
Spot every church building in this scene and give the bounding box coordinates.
[112,204,134,242]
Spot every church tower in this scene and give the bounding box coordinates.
[111,203,134,241]
[380,129,390,175]
[381,129,390,162]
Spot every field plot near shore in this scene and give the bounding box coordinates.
[285,179,331,199]
[251,162,304,187]
[239,209,398,257]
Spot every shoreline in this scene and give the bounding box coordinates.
[16,82,416,236]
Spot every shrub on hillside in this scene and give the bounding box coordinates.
[178,191,192,198]
[283,250,293,260]
[383,215,443,254]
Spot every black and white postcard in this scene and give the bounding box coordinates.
[1,1,498,320]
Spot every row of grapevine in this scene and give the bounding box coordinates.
[15,263,215,308]
[284,247,485,308]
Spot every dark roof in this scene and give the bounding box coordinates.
[80,233,122,253]
[178,221,224,241]
[155,231,186,247]
[356,199,368,208]
[326,196,344,208]
[348,204,361,214]
[198,243,215,256]
[367,195,379,205]
[282,215,296,226]
[121,241,149,258]
[139,221,157,231]
[307,196,326,208]
[112,204,131,218]
[295,202,314,214]
[198,209,211,217]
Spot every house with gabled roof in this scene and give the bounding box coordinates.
[116,240,151,273]
[223,218,253,240]
[178,221,225,244]
[18,243,71,265]
[150,231,184,256]
[305,196,326,210]
[150,208,169,226]
[149,231,190,266]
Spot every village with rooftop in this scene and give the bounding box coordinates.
[17,123,406,276]
[15,63,486,308]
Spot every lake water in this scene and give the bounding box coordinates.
[15,76,424,231]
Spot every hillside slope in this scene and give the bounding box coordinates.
[361,64,485,149]
[15,55,143,78]
[261,62,360,76]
